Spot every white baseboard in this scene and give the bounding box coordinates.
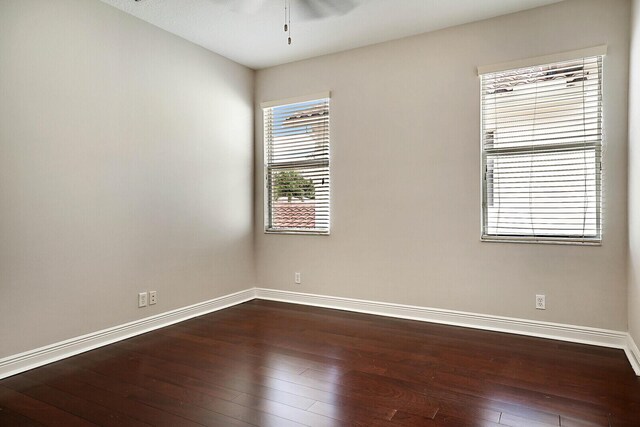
[626,334,640,375]
[3,287,639,379]
[0,288,255,380]
[254,288,640,376]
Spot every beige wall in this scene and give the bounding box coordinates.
[255,0,631,330]
[1,0,635,360]
[0,0,255,357]
[629,0,640,344]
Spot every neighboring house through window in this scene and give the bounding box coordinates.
[262,93,330,234]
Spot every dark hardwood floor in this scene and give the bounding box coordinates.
[1,300,639,426]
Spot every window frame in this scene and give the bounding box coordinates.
[262,92,331,236]
[478,49,605,245]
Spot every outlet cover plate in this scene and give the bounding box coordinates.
[138,292,148,308]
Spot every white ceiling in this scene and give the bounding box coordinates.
[101,0,563,70]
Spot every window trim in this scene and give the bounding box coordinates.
[478,52,604,245]
[262,93,331,236]
[476,45,607,76]
[260,91,331,109]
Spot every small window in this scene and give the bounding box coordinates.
[263,94,330,234]
[480,55,603,244]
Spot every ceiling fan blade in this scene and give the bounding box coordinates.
[295,0,323,19]
[296,0,359,20]
[316,0,358,15]
[209,0,360,19]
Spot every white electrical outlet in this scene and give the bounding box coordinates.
[149,291,157,305]
[138,292,148,308]
[536,294,546,310]
[294,272,301,284]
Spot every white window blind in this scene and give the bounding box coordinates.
[263,96,330,234]
[480,55,603,244]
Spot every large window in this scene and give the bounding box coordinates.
[480,53,603,244]
[262,93,330,234]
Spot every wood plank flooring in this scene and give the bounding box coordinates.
[1,299,639,426]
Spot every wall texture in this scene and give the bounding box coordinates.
[0,0,255,357]
[629,0,640,345]
[255,0,631,330]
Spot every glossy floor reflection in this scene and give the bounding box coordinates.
[1,299,640,426]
